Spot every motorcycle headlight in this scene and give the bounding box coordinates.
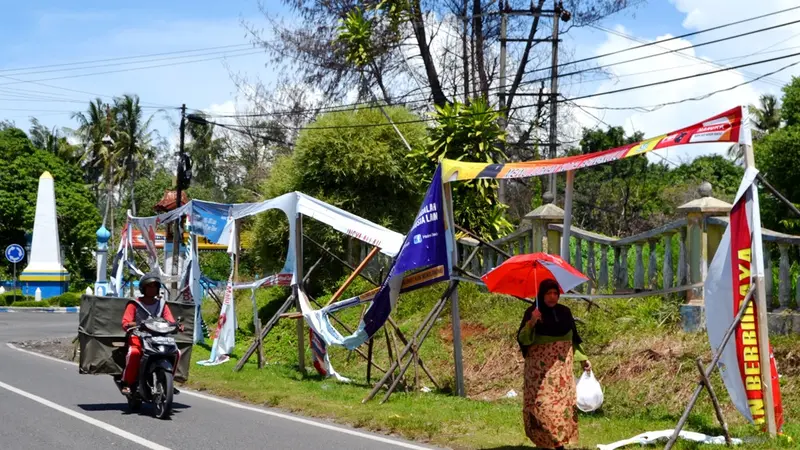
[159,345,166,352]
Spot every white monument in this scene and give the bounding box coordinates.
[20,171,69,298]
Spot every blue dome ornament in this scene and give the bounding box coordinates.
[96,225,111,250]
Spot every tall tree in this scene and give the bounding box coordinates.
[115,94,158,215]
[70,99,119,240]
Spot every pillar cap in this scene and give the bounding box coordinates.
[677,182,732,215]
[523,203,565,222]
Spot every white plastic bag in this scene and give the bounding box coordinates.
[576,370,604,412]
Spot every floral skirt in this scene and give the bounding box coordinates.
[522,340,578,448]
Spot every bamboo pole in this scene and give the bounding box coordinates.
[326,246,380,306]
[695,357,732,446]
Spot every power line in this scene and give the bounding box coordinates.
[0,50,263,88]
[590,24,790,88]
[526,17,800,80]
[198,50,800,132]
[530,5,800,74]
[563,50,800,103]
[0,43,253,74]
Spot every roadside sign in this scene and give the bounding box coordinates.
[5,244,24,264]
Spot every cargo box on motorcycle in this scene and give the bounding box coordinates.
[77,295,195,383]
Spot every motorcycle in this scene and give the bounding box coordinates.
[113,316,182,419]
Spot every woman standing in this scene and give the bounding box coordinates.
[517,278,591,450]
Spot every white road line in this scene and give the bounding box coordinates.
[7,343,435,450]
[0,379,171,450]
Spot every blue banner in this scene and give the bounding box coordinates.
[192,202,231,243]
[361,165,451,338]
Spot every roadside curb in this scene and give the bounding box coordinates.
[0,307,79,313]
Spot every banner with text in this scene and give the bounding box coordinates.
[440,107,744,182]
[705,168,783,431]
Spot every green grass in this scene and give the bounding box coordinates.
[184,280,800,449]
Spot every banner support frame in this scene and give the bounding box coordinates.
[443,181,465,397]
[742,141,777,438]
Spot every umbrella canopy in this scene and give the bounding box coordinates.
[481,252,588,301]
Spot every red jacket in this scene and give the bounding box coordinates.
[122,298,176,332]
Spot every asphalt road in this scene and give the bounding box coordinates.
[0,312,439,450]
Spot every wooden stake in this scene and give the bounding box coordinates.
[327,246,380,307]
[695,357,732,446]
[366,338,375,384]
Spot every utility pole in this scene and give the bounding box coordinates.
[171,104,187,297]
[498,0,508,205]
[547,1,562,203]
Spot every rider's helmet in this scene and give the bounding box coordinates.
[139,272,162,292]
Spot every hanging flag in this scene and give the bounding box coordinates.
[197,253,236,366]
[705,167,783,431]
[110,222,129,296]
[440,107,744,182]
[300,165,452,350]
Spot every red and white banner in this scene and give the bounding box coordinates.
[705,168,783,431]
[441,106,745,181]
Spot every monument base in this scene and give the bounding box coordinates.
[19,271,70,299]
[680,304,705,333]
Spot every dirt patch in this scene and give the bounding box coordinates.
[12,338,78,363]
[439,322,489,343]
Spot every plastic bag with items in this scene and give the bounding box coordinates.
[576,370,604,412]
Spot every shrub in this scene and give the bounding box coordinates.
[50,292,81,307]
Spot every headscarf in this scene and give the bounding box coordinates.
[516,278,582,354]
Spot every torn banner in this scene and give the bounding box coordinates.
[300,165,452,350]
[704,167,784,431]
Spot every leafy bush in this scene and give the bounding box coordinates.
[9,300,54,307]
[49,292,81,307]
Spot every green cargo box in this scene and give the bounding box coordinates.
[78,295,195,383]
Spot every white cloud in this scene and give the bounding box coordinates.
[569,1,800,164]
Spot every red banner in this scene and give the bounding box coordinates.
[441,107,744,181]
[729,187,784,430]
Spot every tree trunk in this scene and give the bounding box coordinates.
[409,0,448,106]
[461,0,470,104]
[472,0,489,99]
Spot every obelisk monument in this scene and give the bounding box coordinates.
[20,171,69,298]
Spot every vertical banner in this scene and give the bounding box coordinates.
[705,168,783,430]
[197,253,236,366]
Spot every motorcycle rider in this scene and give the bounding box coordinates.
[120,272,181,395]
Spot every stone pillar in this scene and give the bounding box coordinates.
[677,182,732,332]
[522,191,564,256]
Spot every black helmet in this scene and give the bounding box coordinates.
[139,272,162,290]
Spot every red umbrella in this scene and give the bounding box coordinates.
[481,252,588,305]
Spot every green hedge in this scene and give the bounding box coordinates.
[49,292,81,307]
[2,291,81,307]
[9,300,53,307]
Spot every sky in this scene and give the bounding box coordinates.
[2,0,800,167]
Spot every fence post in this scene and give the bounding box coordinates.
[522,191,564,256]
[677,182,732,332]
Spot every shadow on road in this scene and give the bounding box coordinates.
[77,402,191,418]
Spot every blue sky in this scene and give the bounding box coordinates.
[2,0,800,164]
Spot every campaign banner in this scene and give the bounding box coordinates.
[300,166,452,350]
[705,168,783,431]
[440,107,744,182]
[191,201,231,244]
[197,253,236,366]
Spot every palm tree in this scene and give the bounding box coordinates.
[186,112,224,188]
[71,99,120,241]
[114,94,158,215]
[728,94,782,162]
[29,118,81,163]
[749,94,781,136]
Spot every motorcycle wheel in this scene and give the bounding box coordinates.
[152,369,174,420]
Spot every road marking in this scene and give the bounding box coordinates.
[7,343,435,450]
[0,379,172,450]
